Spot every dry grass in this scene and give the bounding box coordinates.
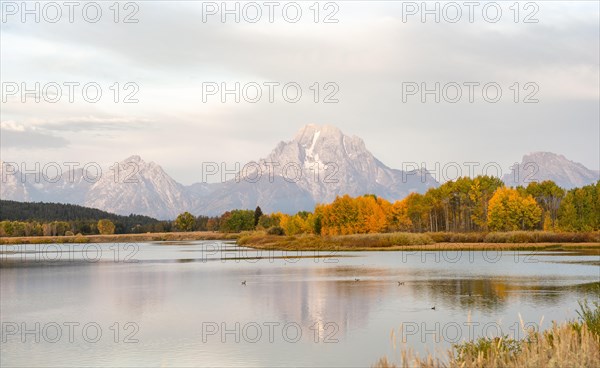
[3,230,599,251]
[427,231,599,243]
[426,232,488,243]
[0,231,238,244]
[238,232,600,251]
[374,302,600,368]
[237,232,435,251]
[374,324,599,368]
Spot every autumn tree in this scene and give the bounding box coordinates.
[523,180,565,230]
[414,178,475,233]
[175,212,196,232]
[355,195,388,233]
[388,200,412,231]
[319,195,358,235]
[279,214,300,235]
[206,218,219,231]
[317,194,391,235]
[195,215,215,231]
[279,211,318,235]
[258,213,282,229]
[487,187,542,231]
[402,193,429,232]
[97,219,116,235]
[469,176,505,231]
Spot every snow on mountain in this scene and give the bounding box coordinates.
[194,124,438,215]
[83,155,194,219]
[0,161,35,201]
[257,124,437,202]
[3,126,596,219]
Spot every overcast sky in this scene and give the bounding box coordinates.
[1,1,598,184]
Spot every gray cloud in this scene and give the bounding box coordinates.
[1,1,598,183]
[1,127,69,149]
[39,117,154,132]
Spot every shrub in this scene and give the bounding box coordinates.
[267,226,285,236]
[484,231,599,243]
[97,219,116,235]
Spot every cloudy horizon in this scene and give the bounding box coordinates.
[1,1,598,185]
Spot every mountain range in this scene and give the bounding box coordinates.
[1,124,598,219]
[502,152,599,189]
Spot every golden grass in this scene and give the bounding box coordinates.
[0,231,238,244]
[237,232,437,251]
[427,231,600,243]
[237,231,600,251]
[2,230,599,251]
[373,320,600,368]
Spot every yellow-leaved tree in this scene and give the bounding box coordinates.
[97,219,116,235]
[280,212,316,235]
[317,194,392,235]
[388,200,412,231]
[487,187,542,231]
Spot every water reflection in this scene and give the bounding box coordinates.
[1,242,598,367]
[406,278,599,312]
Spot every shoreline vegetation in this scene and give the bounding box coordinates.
[0,231,237,245]
[373,301,600,368]
[237,231,600,251]
[1,230,599,251]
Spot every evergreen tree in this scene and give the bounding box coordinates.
[254,206,263,228]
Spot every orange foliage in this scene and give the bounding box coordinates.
[318,194,392,235]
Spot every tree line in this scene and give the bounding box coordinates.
[1,178,598,237]
[0,200,162,236]
[241,178,599,236]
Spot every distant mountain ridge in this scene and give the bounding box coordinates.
[84,155,194,220]
[502,152,599,189]
[1,125,597,219]
[198,124,438,215]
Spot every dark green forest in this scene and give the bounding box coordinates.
[0,200,163,235]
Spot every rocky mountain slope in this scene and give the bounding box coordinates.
[3,126,597,219]
[502,152,598,189]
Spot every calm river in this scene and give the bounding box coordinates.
[1,241,598,367]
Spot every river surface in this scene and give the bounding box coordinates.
[1,241,599,367]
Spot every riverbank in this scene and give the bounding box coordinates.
[2,230,599,251]
[0,231,238,244]
[237,232,600,251]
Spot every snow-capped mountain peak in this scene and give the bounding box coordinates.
[3,127,596,219]
[82,155,192,219]
[260,124,437,202]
